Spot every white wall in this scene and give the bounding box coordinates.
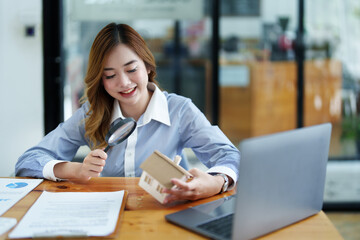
[0,0,43,176]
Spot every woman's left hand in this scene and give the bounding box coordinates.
[162,168,225,204]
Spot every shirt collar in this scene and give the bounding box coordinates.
[111,82,171,127]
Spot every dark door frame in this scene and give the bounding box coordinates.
[43,0,64,134]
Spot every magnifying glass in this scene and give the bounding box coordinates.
[104,117,137,152]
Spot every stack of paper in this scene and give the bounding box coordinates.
[8,191,126,238]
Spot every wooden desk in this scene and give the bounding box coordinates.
[1,178,343,239]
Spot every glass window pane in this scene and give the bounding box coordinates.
[305,0,360,159]
[62,0,213,120]
[219,0,298,145]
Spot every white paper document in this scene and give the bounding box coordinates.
[8,191,125,238]
[0,178,43,216]
[0,217,17,235]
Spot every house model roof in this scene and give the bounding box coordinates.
[140,150,190,189]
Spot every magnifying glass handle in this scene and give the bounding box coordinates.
[104,145,110,153]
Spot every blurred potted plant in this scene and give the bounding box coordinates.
[341,115,360,155]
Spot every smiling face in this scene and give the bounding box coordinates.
[102,43,151,118]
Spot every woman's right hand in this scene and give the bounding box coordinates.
[54,149,107,182]
[78,149,107,180]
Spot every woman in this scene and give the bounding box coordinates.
[16,23,240,203]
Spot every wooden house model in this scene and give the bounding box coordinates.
[139,150,191,204]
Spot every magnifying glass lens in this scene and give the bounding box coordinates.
[104,117,137,153]
[108,121,136,144]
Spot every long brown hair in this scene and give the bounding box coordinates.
[82,23,157,149]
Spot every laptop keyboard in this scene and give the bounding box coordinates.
[197,213,234,239]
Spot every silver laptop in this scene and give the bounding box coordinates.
[165,123,332,240]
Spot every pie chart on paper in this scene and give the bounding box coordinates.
[6,182,28,189]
